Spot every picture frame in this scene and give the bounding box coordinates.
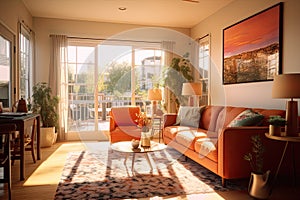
[222,3,283,85]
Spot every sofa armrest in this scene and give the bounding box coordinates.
[163,113,177,128]
[218,126,269,179]
[109,111,116,131]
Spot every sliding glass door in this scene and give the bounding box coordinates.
[66,39,162,140]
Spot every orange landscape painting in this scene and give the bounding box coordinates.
[223,3,282,84]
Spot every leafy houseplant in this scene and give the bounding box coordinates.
[32,82,59,147]
[268,115,286,136]
[268,115,286,126]
[32,82,59,128]
[162,53,193,112]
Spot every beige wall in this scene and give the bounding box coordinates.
[0,0,32,34]
[191,0,300,112]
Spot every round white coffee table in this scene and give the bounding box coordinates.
[110,141,167,174]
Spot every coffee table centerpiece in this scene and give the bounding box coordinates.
[135,112,152,147]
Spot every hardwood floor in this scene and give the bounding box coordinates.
[1,141,300,200]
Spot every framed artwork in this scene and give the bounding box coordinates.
[223,3,283,84]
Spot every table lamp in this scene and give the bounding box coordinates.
[182,82,202,106]
[148,88,162,116]
[272,73,300,136]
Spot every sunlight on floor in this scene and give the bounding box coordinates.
[23,142,86,186]
[22,141,227,200]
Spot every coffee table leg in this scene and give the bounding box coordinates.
[124,153,129,165]
[145,153,153,171]
[131,153,135,173]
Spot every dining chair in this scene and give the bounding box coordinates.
[0,123,16,200]
[11,119,36,165]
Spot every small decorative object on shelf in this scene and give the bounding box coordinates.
[268,115,286,136]
[16,98,28,113]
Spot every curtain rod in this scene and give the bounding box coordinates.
[67,36,161,44]
[196,33,210,41]
[19,20,33,33]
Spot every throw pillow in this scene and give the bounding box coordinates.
[175,106,205,128]
[228,109,264,127]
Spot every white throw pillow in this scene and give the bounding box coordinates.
[175,106,205,128]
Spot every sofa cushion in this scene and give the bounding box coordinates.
[200,105,224,131]
[175,130,207,150]
[109,126,141,143]
[111,126,141,137]
[163,126,194,141]
[194,138,218,162]
[215,107,248,131]
[175,106,205,128]
[228,109,264,127]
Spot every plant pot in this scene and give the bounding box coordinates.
[269,125,281,136]
[248,170,272,199]
[40,127,57,147]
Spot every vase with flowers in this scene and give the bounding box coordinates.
[136,112,152,147]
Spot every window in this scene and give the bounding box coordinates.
[198,34,210,105]
[0,22,15,108]
[66,38,162,134]
[19,23,34,101]
[134,48,162,93]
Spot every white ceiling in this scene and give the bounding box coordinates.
[22,0,234,28]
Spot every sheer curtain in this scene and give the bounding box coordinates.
[162,41,177,113]
[49,35,68,141]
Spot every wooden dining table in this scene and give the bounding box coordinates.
[0,113,41,181]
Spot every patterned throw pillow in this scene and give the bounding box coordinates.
[228,109,264,127]
[175,106,205,128]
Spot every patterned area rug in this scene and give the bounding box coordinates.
[55,147,246,199]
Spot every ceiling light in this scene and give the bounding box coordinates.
[118,7,127,11]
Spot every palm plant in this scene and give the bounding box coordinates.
[244,135,265,174]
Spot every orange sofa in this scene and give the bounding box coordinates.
[109,106,142,143]
[163,105,300,186]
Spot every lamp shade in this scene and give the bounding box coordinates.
[148,88,162,101]
[272,73,300,99]
[182,82,202,96]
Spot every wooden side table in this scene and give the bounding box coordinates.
[265,133,300,186]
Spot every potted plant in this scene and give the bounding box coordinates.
[244,135,271,199]
[268,115,286,136]
[161,53,193,112]
[32,82,59,147]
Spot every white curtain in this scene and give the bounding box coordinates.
[162,41,177,113]
[49,35,68,141]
